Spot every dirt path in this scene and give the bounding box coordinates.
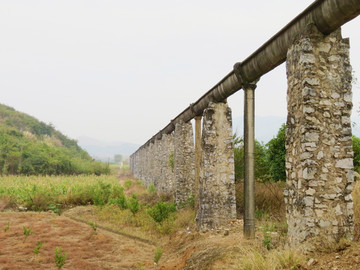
[0,212,156,270]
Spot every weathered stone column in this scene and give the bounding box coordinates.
[285,24,354,248]
[194,116,202,210]
[173,120,195,207]
[152,139,161,189]
[158,133,175,195]
[196,101,237,231]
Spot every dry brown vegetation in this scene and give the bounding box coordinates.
[0,212,156,269]
[1,174,360,269]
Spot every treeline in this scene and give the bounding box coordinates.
[234,124,360,182]
[0,104,109,176]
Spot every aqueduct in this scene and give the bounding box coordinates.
[130,0,360,247]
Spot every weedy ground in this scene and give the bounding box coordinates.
[1,172,360,269]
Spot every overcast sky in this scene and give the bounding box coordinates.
[0,1,359,145]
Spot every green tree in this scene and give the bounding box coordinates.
[233,133,270,182]
[114,154,123,163]
[353,135,360,172]
[266,124,286,181]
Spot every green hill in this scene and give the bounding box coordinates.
[0,104,109,175]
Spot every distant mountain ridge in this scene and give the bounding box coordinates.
[77,136,140,161]
[233,115,360,144]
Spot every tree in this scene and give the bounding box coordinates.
[114,154,123,164]
[353,135,360,172]
[266,124,286,181]
[233,133,270,182]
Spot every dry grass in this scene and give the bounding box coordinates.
[235,181,286,221]
[236,247,305,270]
[0,212,157,269]
[0,195,17,211]
[353,180,360,240]
[67,204,196,244]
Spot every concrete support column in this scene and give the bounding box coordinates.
[244,83,256,239]
[285,24,354,248]
[174,120,195,207]
[194,116,202,210]
[196,101,236,231]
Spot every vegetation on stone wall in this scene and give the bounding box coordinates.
[0,104,109,175]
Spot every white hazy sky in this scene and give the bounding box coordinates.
[0,1,359,145]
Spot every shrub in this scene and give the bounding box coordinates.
[124,179,133,189]
[147,202,177,223]
[109,185,127,209]
[127,194,140,216]
[93,181,112,205]
[154,247,164,264]
[55,247,67,269]
[147,184,156,194]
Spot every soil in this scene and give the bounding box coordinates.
[2,210,360,269]
[1,171,360,270]
[0,211,156,270]
[302,242,360,270]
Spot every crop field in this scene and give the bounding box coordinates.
[0,175,120,212]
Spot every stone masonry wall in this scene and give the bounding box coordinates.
[173,120,195,206]
[196,101,237,231]
[158,133,175,195]
[129,133,175,195]
[285,24,354,247]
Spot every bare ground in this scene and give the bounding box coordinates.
[1,170,360,270]
[2,209,360,269]
[0,211,156,270]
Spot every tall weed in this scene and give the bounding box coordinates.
[128,194,140,216]
[236,181,285,221]
[353,180,360,240]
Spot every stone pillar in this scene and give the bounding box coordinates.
[159,133,175,195]
[194,116,202,210]
[152,139,161,189]
[173,120,195,207]
[145,143,154,186]
[285,24,354,248]
[196,101,237,231]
